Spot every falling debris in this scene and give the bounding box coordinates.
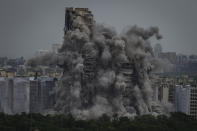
[27,7,169,119]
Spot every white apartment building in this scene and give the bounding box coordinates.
[175,85,197,118]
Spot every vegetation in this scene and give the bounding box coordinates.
[0,112,196,131]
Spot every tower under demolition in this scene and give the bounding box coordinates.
[64,7,96,83]
[64,7,94,34]
[53,7,165,119]
[64,8,138,85]
[64,8,138,108]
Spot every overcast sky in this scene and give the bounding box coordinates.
[0,0,196,58]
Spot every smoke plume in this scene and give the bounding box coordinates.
[27,10,170,119]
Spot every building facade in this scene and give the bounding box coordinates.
[175,85,197,119]
[29,78,41,113]
[0,77,55,114]
[13,78,30,114]
[64,7,94,34]
[39,77,55,111]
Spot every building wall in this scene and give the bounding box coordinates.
[189,86,197,118]
[64,7,94,34]
[29,79,41,113]
[0,77,7,112]
[13,78,30,114]
[0,77,55,114]
[168,84,175,104]
[175,85,190,114]
[39,77,54,111]
[158,84,169,104]
[174,85,197,118]
[6,78,14,114]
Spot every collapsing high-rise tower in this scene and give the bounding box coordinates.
[64,7,138,86]
[54,7,166,119]
[64,7,96,81]
[63,7,138,108]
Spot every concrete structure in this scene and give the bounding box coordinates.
[64,8,138,108]
[189,86,197,118]
[39,77,55,111]
[13,78,30,114]
[6,78,14,114]
[175,85,190,115]
[158,84,169,104]
[0,77,55,114]
[0,78,14,114]
[152,77,177,104]
[29,78,41,113]
[168,84,176,104]
[64,7,94,34]
[175,85,197,119]
[0,77,8,112]
[30,77,55,113]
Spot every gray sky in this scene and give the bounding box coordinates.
[0,0,196,58]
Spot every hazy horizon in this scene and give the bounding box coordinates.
[0,0,197,58]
